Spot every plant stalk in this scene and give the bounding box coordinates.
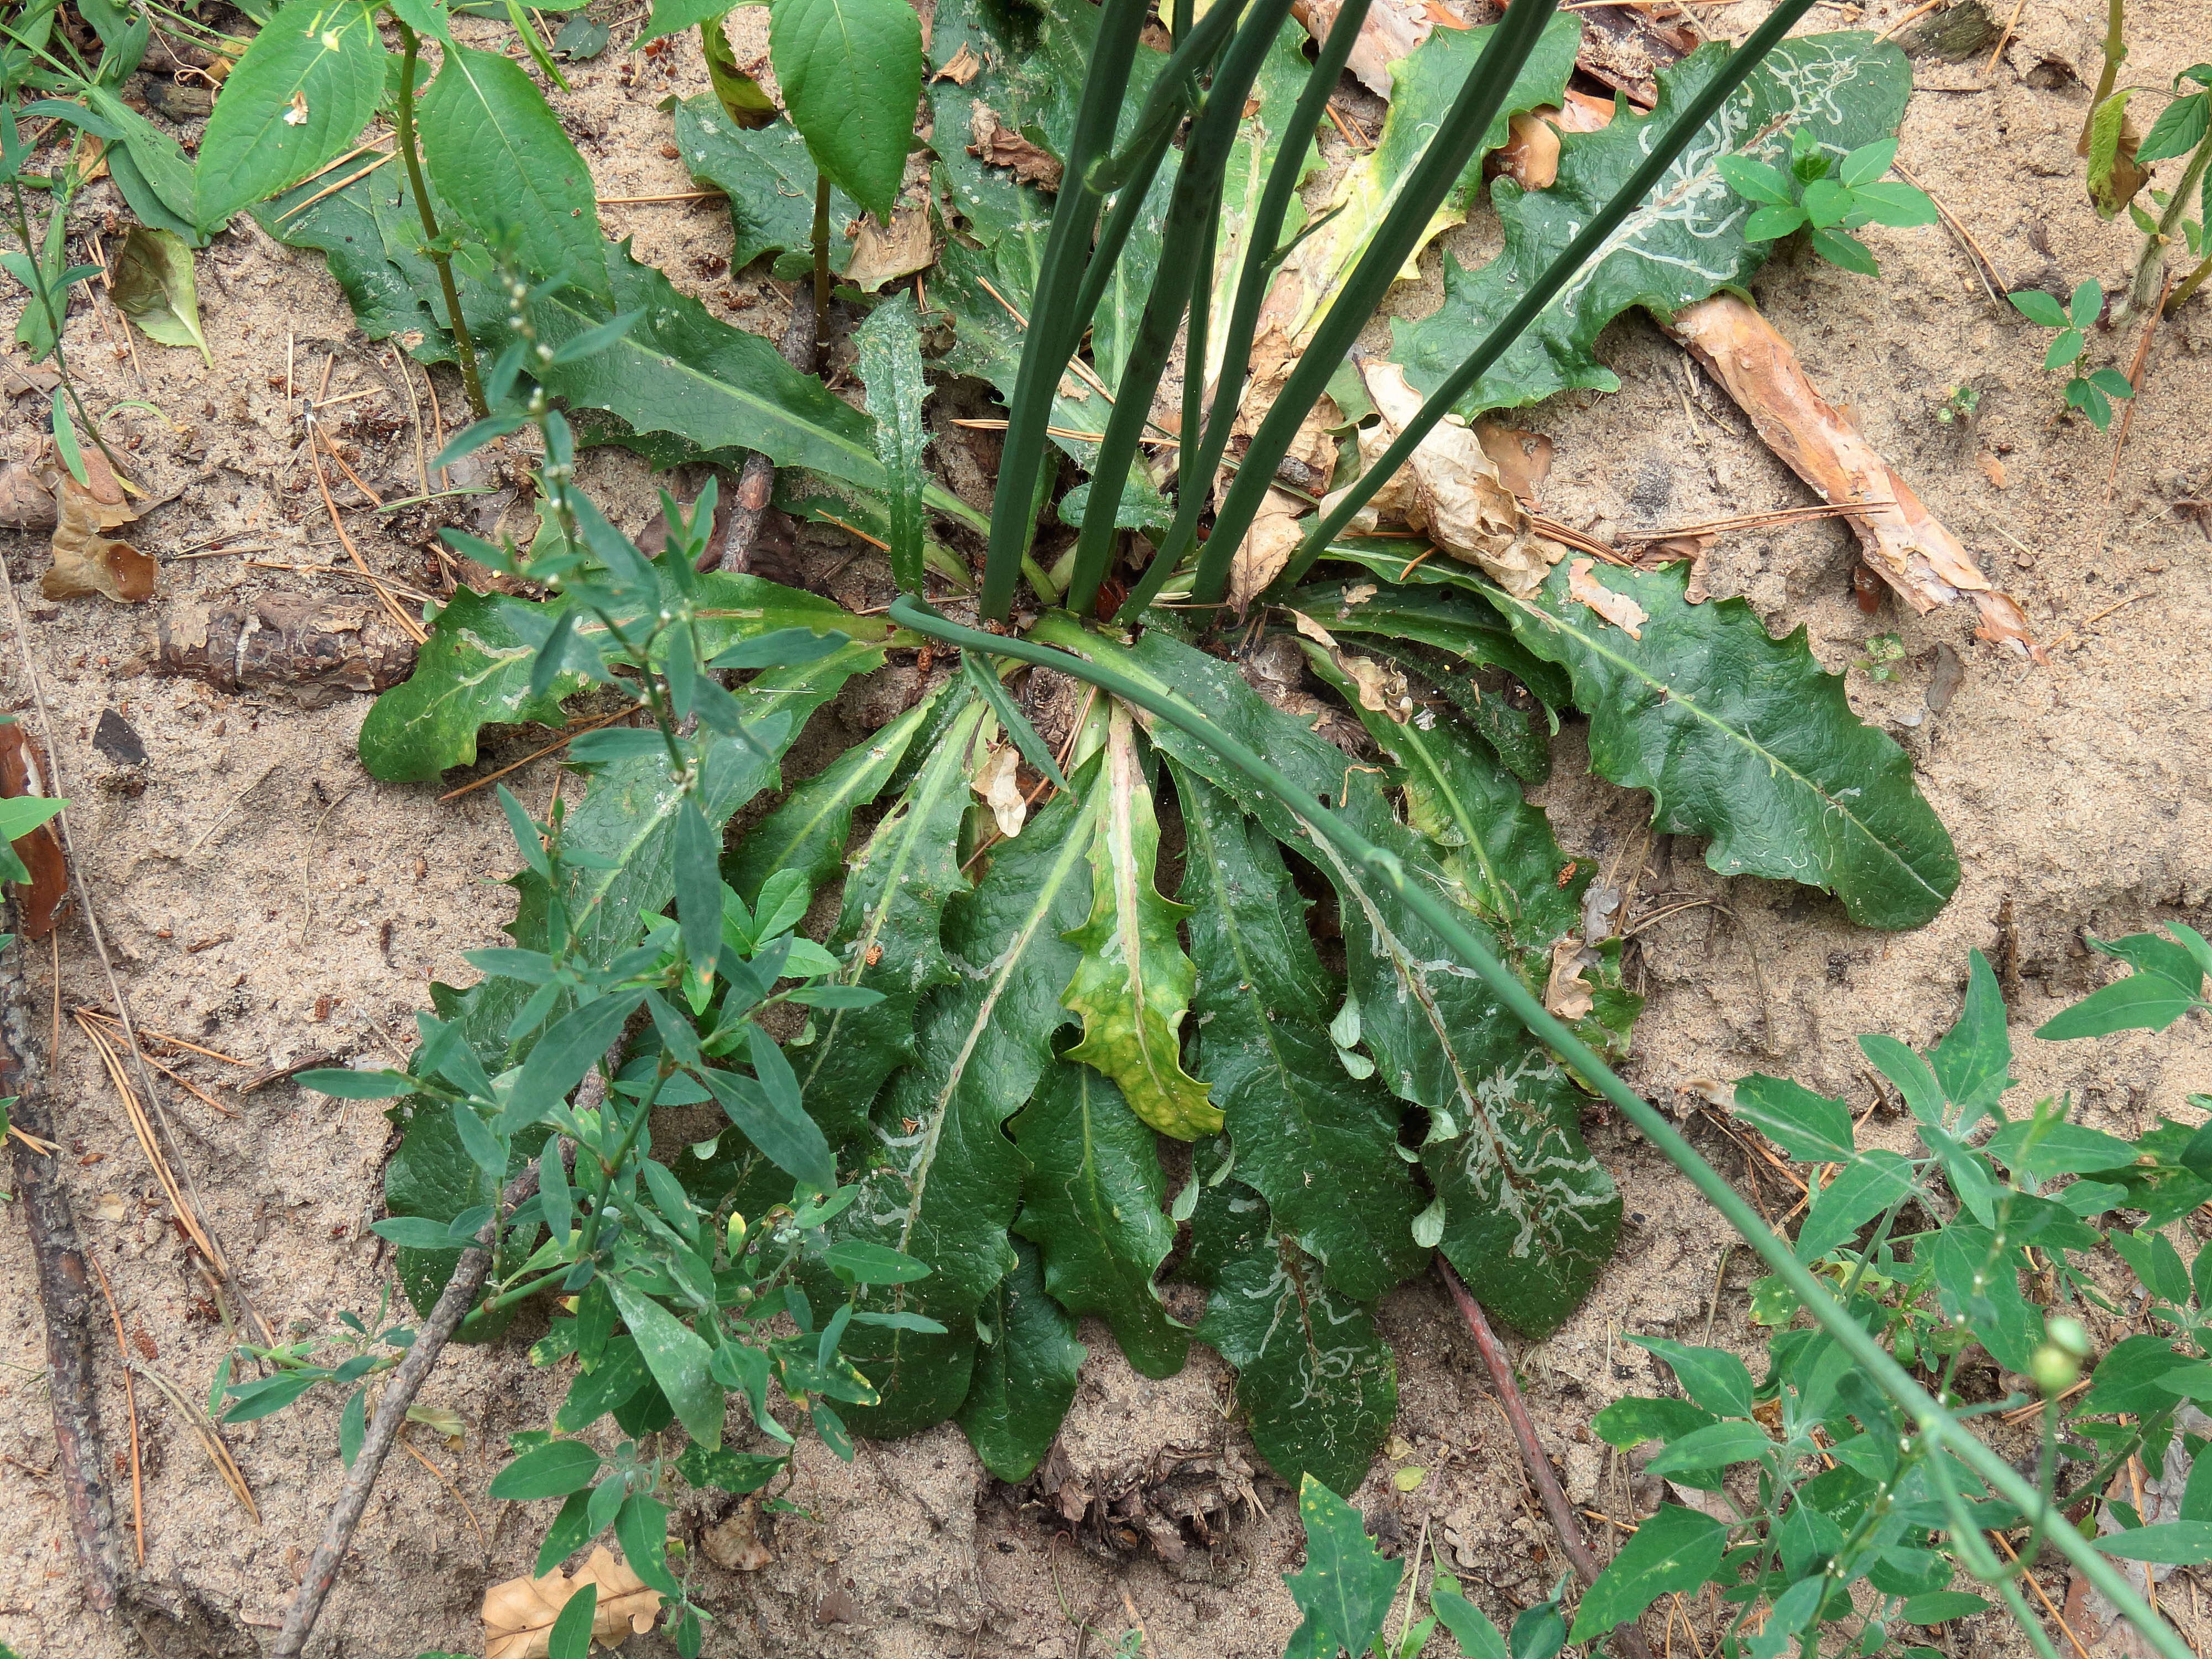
[1063,0,1296,616]
[2124,129,2211,317]
[7,179,120,476]
[812,172,831,364]
[897,593,2198,1659]
[1245,0,1824,604]
[1176,0,1564,610]
[2081,0,2126,147]
[976,0,1152,621]
[394,20,488,419]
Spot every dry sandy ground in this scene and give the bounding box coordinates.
[2,0,2209,1653]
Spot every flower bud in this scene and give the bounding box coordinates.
[2030,1341,2081,1396]
[2046,1315,2091,1358]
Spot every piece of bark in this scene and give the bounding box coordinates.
[0,721,71,938]
[3,936,125,1618]
[716,299,820,574]
[1665,295,2038,656]
[157,594,418,707]
[0,457,58,528]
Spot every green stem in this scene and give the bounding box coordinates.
[8,178,120,475]
[976,0,1152,622]
[572,1061,672,1262]
[1175,0,1823,613]
[2125,129,2211,317]
[2167,251,2212,312]
[811,172,831,364]
[1176,0,1563,610]
[1139,0,1377,594]
[1063,0,1295,617]
[394,20,488,419]
[896,593,2197,1659]
[2081,0,2126,146]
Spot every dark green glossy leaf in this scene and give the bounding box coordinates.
[675,1442,786,1494]
[825,761,1103,1435]
[1188,1186,1395,1498]
[490,1439,602,1500]
[1013,1061,1187,1378]
[1173,765,1426,1303]
[791,692,984,1147]
[605,1275,724,1450]
[768,0,923,221]
[1628,1334,1754,1418]
[853,292,931,595]
[672,98,855,275]
[725,689,933,905]
[953,1239,1085,1481]
[1392,33,1913,420]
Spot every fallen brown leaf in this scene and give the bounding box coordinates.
[1565,557,1647,638]
[0,457,57,529]
[1544,935,1598,1021]
[483,1546,662,1659]
[1223,324,1340,613]
[1290,0,1438,98]
[1569,2,1694,109]
[41,443,154,604]
[1475,423,1554,502]
[1324,361,1567,598]
[1490,91,1617,191]
[847,203,938,293]
[971,740,1027,838]
[702,1497,773,1572]
[1665,295,2038,657]
[936,41,981,84]
[1978,453,2006,489]
[1288,609,1411,719]
[969,106,1061,190]
[0,720,71,939]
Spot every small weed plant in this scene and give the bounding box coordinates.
[2007,279,2137,430]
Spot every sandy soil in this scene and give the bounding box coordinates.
[3,0,2209,1653]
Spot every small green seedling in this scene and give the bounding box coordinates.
[1934,383,1979,426]
[1858,632,1907,680]
[2007,279,2136,429]
[1718,133,1938,274]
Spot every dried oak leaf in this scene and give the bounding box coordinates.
[1325,361,1567,598]
[971,740,1026,838]
[847,203,938,293]
[0,457,56,529]
[968,106,1061,190]
[1544,935,1598,1021]
[41,444,153,604]
[1564,557,1647,638]
[1222,324,1340,613]
[936,42,982,84]
[483,1546,662,1659]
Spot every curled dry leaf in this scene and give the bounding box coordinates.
[1288,609,1411,720]
[702,1496,773,1571]
[0,457,57,529]
[1544,935,1598,1021]
[1323,361,1567,598]
[1475,423,1553,502]
[1290,0,1443,98]
[1490,90,1617,191]
[1564,557,1647,638]
[936,41,982,85]
[111,226,211,366]
[968,106,1061,191]
[847,203,938,294]
[1223,324,1340,613]
[0,719,71,939]
[482,1546,662,1659]
[1664,295,2038,658]
[41,443,155,604]
[972,739,1027,838]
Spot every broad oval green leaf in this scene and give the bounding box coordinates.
[419,44,606,295]
[196,0,387,228]
[604,1276,724,1451]
[489,1438,602,1500]
[1645,1420,1774,1474]
[768,0,924,221]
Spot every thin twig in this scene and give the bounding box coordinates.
[398,1429,488,1554]
[305,430,426,643]
[1893,161,2007,305]
[270,1162,542,1658]
[127,1361,259,1522]
[2105,271,2172,500]
[86,1257,145,1568]
[436,709,634,802]
[1439,1260,1658,1659]
[1985,0,2028,71]
[716,298,817,573]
